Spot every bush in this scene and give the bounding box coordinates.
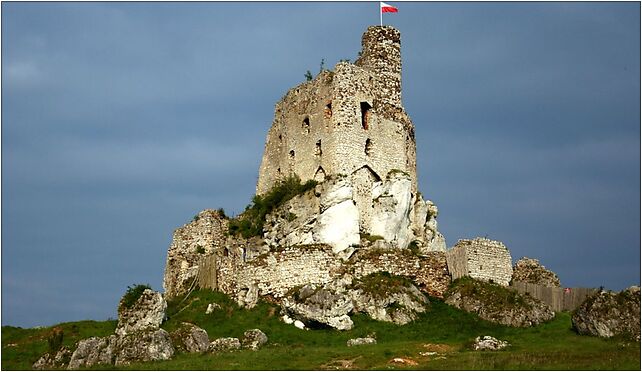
[47,327,64,353]
[195,245,205,254]
[228,175,318,238]
[120,284,152,310]
[216,208,227,219]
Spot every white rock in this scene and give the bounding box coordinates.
[315,199,359,257]
[294,320,306,330]
[282,314,294,324]
[370,173,413,248]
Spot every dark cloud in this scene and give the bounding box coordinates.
[2,2,639,327]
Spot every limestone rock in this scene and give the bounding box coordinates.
[241,329,268,350]
[370,172,413,249]
[512,257,561,287]
[163,209,228,299]
[349,273,428,325]
[237,283,260,309]
[170,322,210,353]
[472,336,510,351]
[572,286,641,340]
[32,347,72,370]
[263,177,360,259]
[113,329,175,366]
[282,285,354,330]
[67,336,115,370]
[116,289,166,336]
[445,277,554,327]
[209,337,241,352]
[347,337,377,346]
[206,303,221,314]
[294,320,306,330]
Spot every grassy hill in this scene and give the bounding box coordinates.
[2,288,639,370]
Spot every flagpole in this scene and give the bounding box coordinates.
[380,3,383,26]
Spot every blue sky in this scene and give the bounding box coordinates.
[2,2,640,328]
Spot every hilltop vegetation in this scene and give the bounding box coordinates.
[2,288,639,370]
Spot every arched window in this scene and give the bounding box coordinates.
[360,102,371,130]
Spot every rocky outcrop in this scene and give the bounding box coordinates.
[113,329,175,366]
[263,174,447,260]
[282,285,354,330]
[445,277,554,327]
[210,337,241,352]
[349,273,428,325]
[32,347,72,370]
[347,337,377,346]
[67,336,115,369]
[241,329,268,350]
[572,286,641,340]
[116,289,166,336]
[163,209,228,298]
[170,323,210,353]
[263,177,359,259]
[512,257,561,287]
[472,336,510,351]
[58,288,174,370]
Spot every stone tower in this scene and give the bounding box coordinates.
[257,26,444,254]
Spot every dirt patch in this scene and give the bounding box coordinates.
[389,357,418,366]
[421,343,456,353]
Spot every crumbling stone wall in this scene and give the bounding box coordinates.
[163,210,228,298]
[445,238,513,286]
[512,257,561,287]
[256,26,418,238]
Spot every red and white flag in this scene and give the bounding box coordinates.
[380,2,398,13]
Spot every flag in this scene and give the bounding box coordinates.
[380,2,398,13]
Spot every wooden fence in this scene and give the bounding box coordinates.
[510,281,597,312]
[197,255,218,291]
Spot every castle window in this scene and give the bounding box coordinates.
[277,167,281,174]
[315,140,322,157]
[365,139,372,156]
[303,117,310,134]
[325,102,332,118]
[278,134,282,142]
[360,102,371,130]
[289,150,295,159]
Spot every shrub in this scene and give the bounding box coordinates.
[228,175,318,238]
[120,284,152,310]
[304,70,313,81]
[216,208,227,219]
[47,327,64,353]
[195,245,205,254]
[193,214,200,222]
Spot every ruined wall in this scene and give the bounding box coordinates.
[163,210,228,298]
[256,26,417,208]
[445,238,513,286]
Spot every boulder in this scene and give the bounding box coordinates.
[349,273,428,325]
[237,283,259,309]
[113,329,175,366]
[512,257,561,287]
[472,336,510,351]
[169,322,210,353]
[241,329,268,350]
[209,337,241,352]
[294,320,306,330]
[116,289,166,336]
[445,277,554,327]
[572,286,640,340]
[32,347,72,370]
[281,285,354,330]
[67,336,116,369]
[347,337,377,346]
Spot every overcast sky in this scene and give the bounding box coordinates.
[2,2,640,328]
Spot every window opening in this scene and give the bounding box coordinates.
[360,102,371,130]
[303,117,310,134]
[365,139,372,156]
[315,140,322,157]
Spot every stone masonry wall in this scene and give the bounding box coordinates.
[445,238,513,286]
[196,245,451,301]
[256,26,417,202]
[163,210,228,298]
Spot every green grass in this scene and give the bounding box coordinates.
[2,289,640,370]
